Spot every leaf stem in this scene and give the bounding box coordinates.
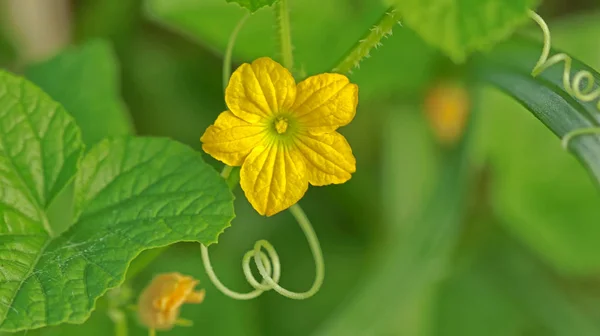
[276,0,294,70]
[332,7,401,74]
[201,203,324,300]
[223,13,250,92]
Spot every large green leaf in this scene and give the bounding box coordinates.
[0,72,234,331]
[392,0,537,62]
[25,40,133,147]
[474,37,600,274]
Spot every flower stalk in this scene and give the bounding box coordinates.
[276,0,294,70]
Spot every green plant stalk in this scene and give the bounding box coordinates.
[276,0,294,70]
[332,7,401,74]
[223,13,249,92]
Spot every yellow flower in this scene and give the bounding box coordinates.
[201,57,358,216]
[137,272,205,331]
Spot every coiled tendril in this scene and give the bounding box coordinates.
[200,182,324,300]
[529,10,600,149]
[200,10,324,301]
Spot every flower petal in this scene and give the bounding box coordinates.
[226,57,297,123]
[201,111,266,166]
[240,144,308,216]
[291,73,358,134]
[295,131,356,186]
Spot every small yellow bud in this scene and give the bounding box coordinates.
[424,81,471,146]
[137,272,205,331]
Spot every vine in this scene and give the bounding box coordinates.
[529,10,600,149]
[276,0,294,70]
[332,7,402,74]
[200,11,325,301]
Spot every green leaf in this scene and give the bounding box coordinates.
[0,136,234,332]
[392,0,537,62]
[474,37,600,274]
[0,70,84,220]
[25,40,133,147]
[226,0,276,12]
[0,71,234,331]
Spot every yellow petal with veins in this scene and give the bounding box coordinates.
[295,131,356,186]
[226,57,297,123]
[240,144,308,216]
[201,111,266,166]
[291,73,358,134]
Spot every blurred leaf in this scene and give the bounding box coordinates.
[26,40,133,147]
[434,227,600,336]
[74,0,141,49]
[226,0,276,12]
[475,37,600,275]
[433,256,529,336]
[392,0,538,62]
[121,27,224,150]
[144,0,437,100]
[314,106,474,335]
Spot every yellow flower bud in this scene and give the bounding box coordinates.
[424,81,471,146]
[137,272,205,331]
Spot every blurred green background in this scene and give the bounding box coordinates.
[2,0,600,335]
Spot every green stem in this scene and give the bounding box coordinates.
[332,7,401,74]
[108,309,128,336]
[223,14,250,92]
[276,0,294,70]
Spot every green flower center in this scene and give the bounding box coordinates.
[274,117,289,134]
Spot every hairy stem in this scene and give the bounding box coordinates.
[332,7,401,74]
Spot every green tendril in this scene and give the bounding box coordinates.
[223,13,249,92]
[332,7,402,75]
[276,0,294,70]
[529,11,600,149]
[201,202,324,300]
[201,166,324,300]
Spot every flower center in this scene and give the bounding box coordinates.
[274,117,289,134]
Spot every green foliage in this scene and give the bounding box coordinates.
[392,0,538,62]
[226,0,277,12]
[0,71,234,332]
[474,37,600,275]
[144,0,438,100]
[25,40,133,147]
